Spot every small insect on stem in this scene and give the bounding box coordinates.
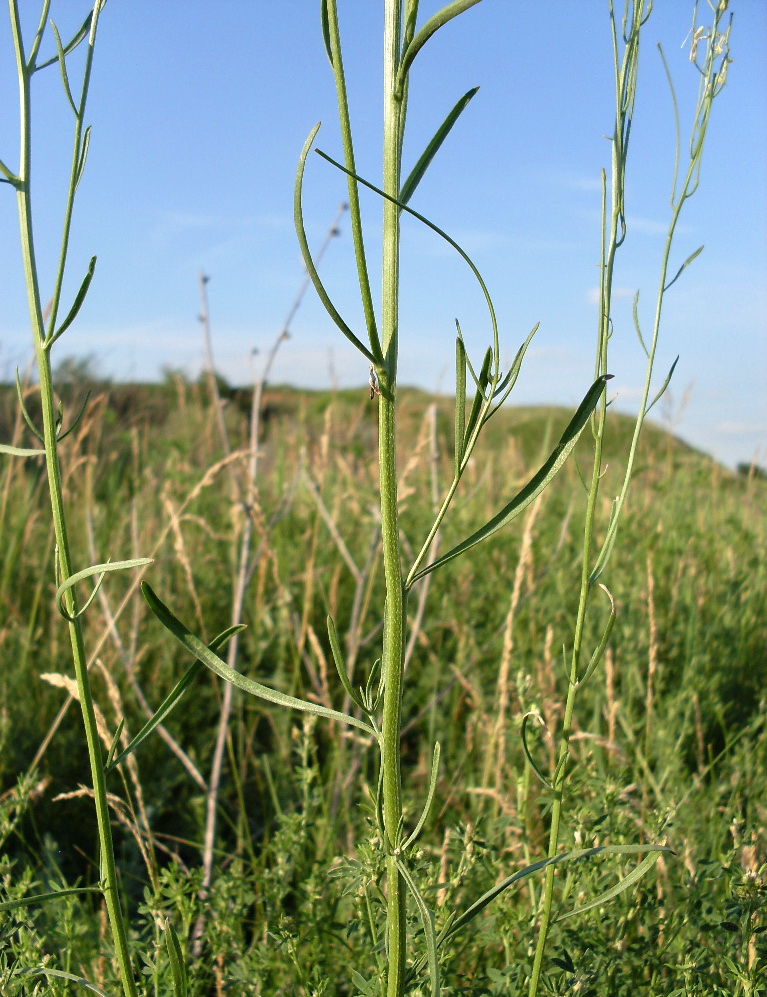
[369,364,381,401]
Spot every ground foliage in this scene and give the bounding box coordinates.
[1,378,765,995]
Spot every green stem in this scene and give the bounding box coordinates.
[380,4,407,996]
[9,3,137,995]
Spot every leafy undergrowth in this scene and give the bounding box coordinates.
[1,378,765,995]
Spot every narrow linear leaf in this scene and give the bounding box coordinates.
[520,713,553,790]
[142,583,377,739]
[75,126,92,189]
[462,346,491,452]
[105,718,125,769]
[295,125,377,365]
[577,584,616,687]
[589,496,619,585]
[56,389,91,443]
[50,21,77,115]
[314,150,499,372]
[14,968,110,996]
[632,290,648,356]
[398,1,483,87]
[403,742,440,850]
[411,375,611,584]
[34,10,93,70]
[443,844,671,942]
[554,849,667,922]
[664,245,704,292]
[56,558,153,620]
[327,614,364,711]
[48,256,96,347]
[396,858,439,997]
[164,920,188,997]
[0,886,100,913]
[320,0,333,66]
[105,625,245,774]
[645,355,679,417]
[15,367,44,441]
[0,443,44,457]
[400,87,479,206]
[491,322,538,407]
[454,335,466,475]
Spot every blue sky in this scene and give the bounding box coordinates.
[0,2,764,468]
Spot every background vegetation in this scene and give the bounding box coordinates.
[2,374,765,995]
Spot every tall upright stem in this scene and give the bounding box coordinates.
[380,3,406,995]
[8,4,137,994]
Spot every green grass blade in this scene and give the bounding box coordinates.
[105,625,246,775]
[398,1,483,86]
[554,848,668,922]
[295,125,377,365]
[142,583,378,739]
[399,87,479,207]
[47,256,96,347]
[411,375,611,583]
[396,857,439,997]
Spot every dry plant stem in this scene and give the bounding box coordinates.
[7,3,137,995]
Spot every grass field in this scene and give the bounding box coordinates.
[1,375,765,995]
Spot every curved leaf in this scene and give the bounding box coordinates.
[0,443,44,457]
[0,886,100,913]
[410,375,611,584]
[327,614,365,711]
[443,843,672,943]
[399,86,479,206]
[403,742,440,850]
[554,848,668,922]
[295,125,377,365]
[105,624,246,774]
[397,1,483,89]
[396,857,439,997]
[56,558,153,621]
[577,584,616,687]
[14,968,110,996]
[520,713,553,790]
[142,583,378,739]
[48,256,96,347]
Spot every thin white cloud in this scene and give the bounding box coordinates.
[716,422,767,434]
[586,286,635,304]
